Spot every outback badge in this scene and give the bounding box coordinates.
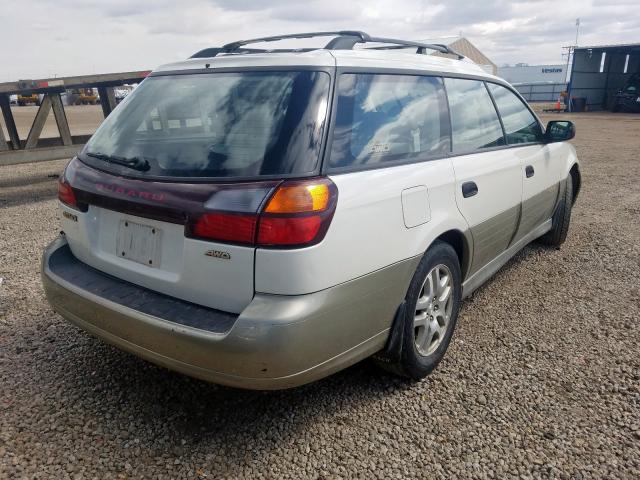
[205,249,231,260]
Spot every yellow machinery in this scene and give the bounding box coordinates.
[72,88,98,105]
[17,93,40,106]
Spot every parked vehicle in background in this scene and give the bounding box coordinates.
[42,31,581,390]
[114,88,130,103]
[17,93,41,106]
[612,73,640,112]
[9,94,18,105]
[71,88,98,105]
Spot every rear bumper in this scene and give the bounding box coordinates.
[42,236,418,389]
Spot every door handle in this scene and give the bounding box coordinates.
[461,181,478,198]
[525,165,535,178]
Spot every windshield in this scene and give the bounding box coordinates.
[623,74,640,94]
[81,71,331,179]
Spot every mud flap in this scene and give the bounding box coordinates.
[372,301,406,372]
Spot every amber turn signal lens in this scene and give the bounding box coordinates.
[264,183,330,213]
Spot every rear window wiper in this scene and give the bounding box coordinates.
[85,152,150,172]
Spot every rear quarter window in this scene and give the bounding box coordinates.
[328,74,450,170]
[445,78,505,153]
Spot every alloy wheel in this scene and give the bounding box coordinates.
[413,264,454,356]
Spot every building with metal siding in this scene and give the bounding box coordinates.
[568,43,640,110]
[498,64,567,84]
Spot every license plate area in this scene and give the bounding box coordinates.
[116,220,162,267]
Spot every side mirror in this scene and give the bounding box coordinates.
[545,120,575,143]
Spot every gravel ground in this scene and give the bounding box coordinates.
[1,113,639,479]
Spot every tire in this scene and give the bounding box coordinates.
[540,176,573,247]
[376,241,462,380]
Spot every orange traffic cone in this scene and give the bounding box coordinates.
[556,97,562,111]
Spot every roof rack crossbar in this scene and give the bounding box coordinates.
[221,31,371,53]
[191,31,465,60]
[191,47,268,59]
[363,37,465,59]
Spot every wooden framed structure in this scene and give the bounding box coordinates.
[0,71,150,166]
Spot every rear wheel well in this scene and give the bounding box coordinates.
[434,230,470,281]
[569,164,581,204]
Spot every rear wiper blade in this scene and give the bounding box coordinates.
[85,151,150,172]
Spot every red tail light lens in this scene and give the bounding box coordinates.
[257,215,323,246]
[190,213,257,245]
[58,179,78,209]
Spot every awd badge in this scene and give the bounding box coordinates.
[205,250,231,260]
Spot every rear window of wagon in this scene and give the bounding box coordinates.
[80,71,331,179]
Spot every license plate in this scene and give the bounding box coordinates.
[116,220,162,267]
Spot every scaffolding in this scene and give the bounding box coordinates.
[0,70,150,166]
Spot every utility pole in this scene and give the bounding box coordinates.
[563,46,574,83]
[562,18,580,111]
[564,18,580,82]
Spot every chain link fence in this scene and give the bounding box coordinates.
[513,82,568,102]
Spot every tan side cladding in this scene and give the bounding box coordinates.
[513,182,561,244]
[469,205,521,274]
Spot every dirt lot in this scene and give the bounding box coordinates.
[0,113,639,479]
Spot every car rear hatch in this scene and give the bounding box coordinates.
[58,69,331,314]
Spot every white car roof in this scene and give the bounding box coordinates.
[153,48,499,81]
[154,50,334,72]
[332,49,492,77]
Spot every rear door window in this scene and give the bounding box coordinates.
[81,71,331,179]
[487,83,543,144]
[328,74,450,170]
[445,78,505,153]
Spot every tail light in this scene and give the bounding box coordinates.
[188,178,338,248]
[58,178,79,210]
[257,179,336,247]
[191,213,257,244]
[257,216,323,246]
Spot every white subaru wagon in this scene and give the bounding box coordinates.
[42,32,581,389]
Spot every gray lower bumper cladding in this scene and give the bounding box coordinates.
[42,235,418,389]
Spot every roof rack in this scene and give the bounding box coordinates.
[361,38,465,59]
[190,31,465,60]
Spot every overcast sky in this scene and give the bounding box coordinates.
[1,0,638,80]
